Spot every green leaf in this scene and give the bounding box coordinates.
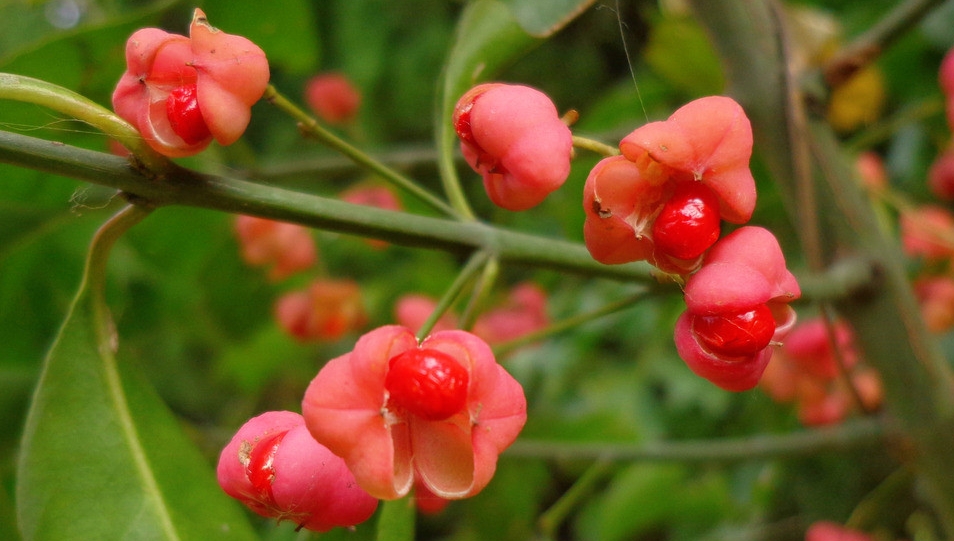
[500,0,598,38]
[643,15,725,97]
[201,0,320,75]
[16,205,259,541]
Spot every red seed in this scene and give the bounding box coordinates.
[692,304,775,357]
[385,348,469,421]
[652,181,721,260]
[166,84,211,145]
[245,429,288,504]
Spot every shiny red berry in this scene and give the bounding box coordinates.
[692,304,775,357]
[166,83,211,145]
[385,348,469,421]
[652,181,721,260]
[245,429,288,504]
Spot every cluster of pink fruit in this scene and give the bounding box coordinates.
[456,86,800,391]
[107,10,819,534]
[218,322,527,531]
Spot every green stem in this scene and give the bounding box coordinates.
[375,497,415,541]
[493,289,653,357]
[845,98,945,152]
[537,460,614,540]
[458,255,500,331]
[0,129,656,282]
[571,135,619,157]
[263,85,460,219]
[436,131,478,220]
[0,73,169,172]
[846,466,916,531]
[416,251,491,341]
[87,202,154,354]
[507,417,890,462]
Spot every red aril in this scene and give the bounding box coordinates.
[385,348,469,421]
[245,429,288,504]
[166,83,211,145]
[652,181,721,260]
[692,304,775,357]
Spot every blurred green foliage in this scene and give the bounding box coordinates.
[2,0,954,539]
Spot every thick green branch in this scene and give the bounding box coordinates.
[0,129,655,282]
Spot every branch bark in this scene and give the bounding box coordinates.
[0,129,655,283]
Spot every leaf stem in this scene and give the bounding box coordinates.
[492,289,653,357]
[86,202,154,354]
[571,135,619,157]
[263,85,460,218]
[375,497,415,541]
[458,255,500,331]
[416,251,492,341]
[537,460,614,539]
[0,73,169,172]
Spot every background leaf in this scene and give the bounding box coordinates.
[500,0,597,38]
[15,208,259,541]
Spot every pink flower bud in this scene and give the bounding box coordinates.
[275,279,367,341]
[234,215,316,281]
[305,72,362,125]
[217,411,378,532]
[302,325,527,500]
[112,9,269,157]
[674,226,800,391]
[454,83,572,211]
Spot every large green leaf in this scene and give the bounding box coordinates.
[16,205,259,541]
